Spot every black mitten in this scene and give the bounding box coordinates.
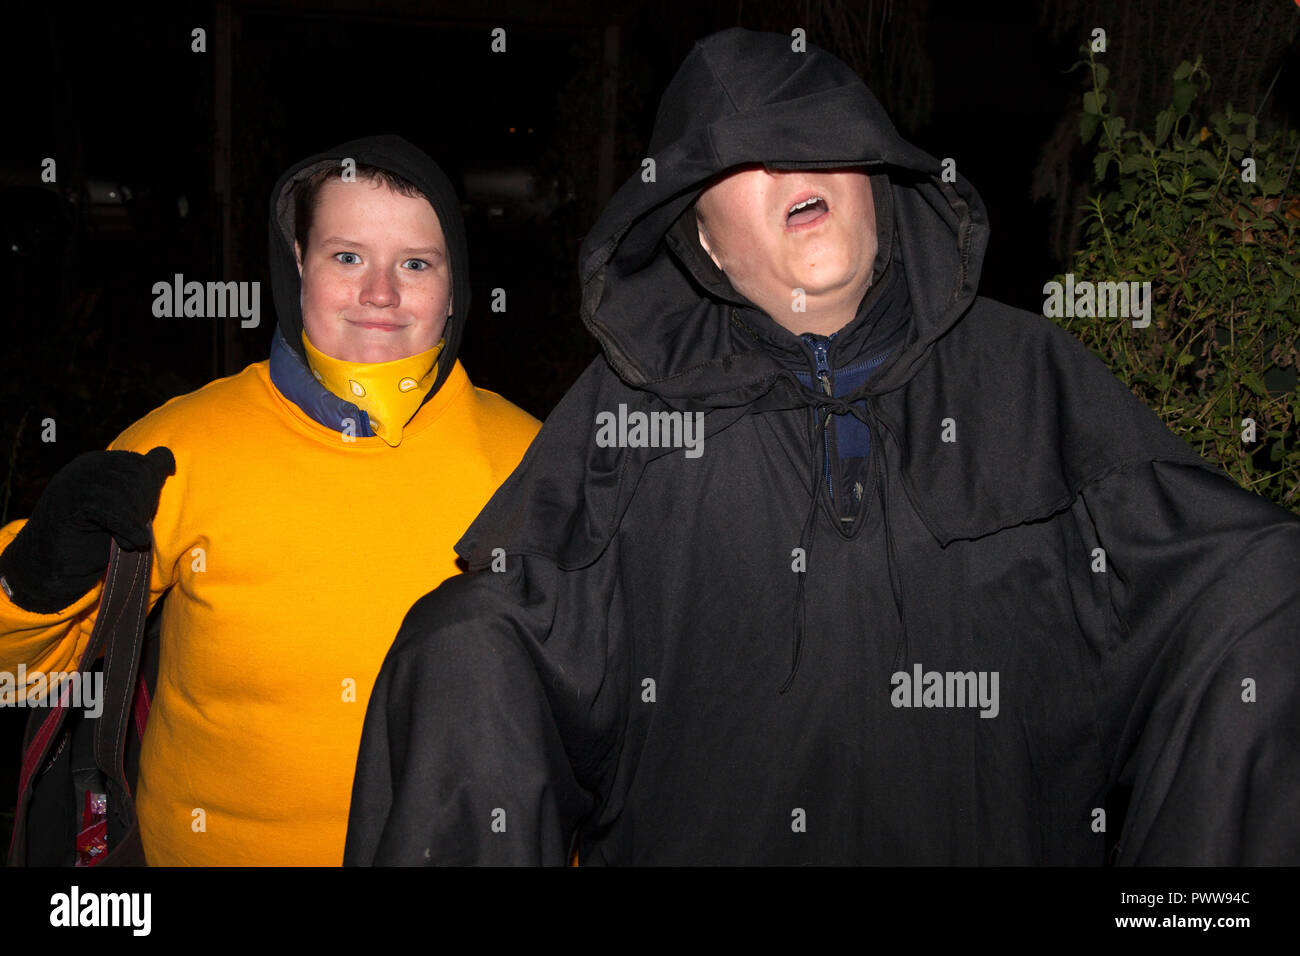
[0,446,175,613]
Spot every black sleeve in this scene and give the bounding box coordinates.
[1083,459,1300,864]
[344,554,614,866]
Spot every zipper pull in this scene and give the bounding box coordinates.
[806,336,833,396]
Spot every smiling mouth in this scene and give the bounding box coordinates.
[786,195,829,229]
[350,320,404,331]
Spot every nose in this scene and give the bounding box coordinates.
[359,266,399,308]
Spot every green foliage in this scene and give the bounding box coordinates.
[1054,47,1300,513]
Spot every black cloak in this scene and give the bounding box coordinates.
[344,29,1300,865]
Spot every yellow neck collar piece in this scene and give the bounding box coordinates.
[302,331,444,447]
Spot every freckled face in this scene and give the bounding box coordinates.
[695,166,877,328]
[295,178,451,364]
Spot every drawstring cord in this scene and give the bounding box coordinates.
[780,395,910,694]
[781,406,830,694]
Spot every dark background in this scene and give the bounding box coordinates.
[1,0,1297,857]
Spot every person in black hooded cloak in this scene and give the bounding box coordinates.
[344,30,1300,866]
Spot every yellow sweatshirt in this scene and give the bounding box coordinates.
[0,357,538,865]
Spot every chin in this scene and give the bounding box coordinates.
[358,346,409,364]
[798,256,868,293]
[794,273,853,298]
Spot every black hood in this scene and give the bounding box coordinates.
[268,134,470,401]
[577,26,987,404]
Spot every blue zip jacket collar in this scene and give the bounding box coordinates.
[268,324,375,437]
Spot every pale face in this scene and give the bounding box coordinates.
[295,178,452,364]
[695,166,877,336]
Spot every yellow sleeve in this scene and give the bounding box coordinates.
[0,519,103,698]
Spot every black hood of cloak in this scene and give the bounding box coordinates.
[456,27,1215,571]
[576,26,975,404]
[267,134,470,403]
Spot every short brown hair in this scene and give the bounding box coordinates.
[293,164,424,257]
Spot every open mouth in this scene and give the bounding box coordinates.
[786,194,829,228]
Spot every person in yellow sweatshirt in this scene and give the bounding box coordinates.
[0,135,540,865]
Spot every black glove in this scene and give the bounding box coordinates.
[0,446,175,614]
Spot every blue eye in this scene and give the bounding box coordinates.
[334,252,361,265]
[404,259,429,271]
